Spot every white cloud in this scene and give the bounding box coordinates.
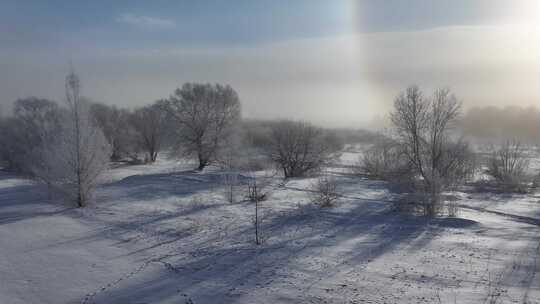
[116,13,176,30]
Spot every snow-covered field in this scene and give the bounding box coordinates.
[1,153,540,304]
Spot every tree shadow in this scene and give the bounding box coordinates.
[0,171,71,225]
[85,192,474,304]
[33,199,225,254]
[25,169,257,257]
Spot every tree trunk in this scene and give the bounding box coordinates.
[149,151,157,162]
[197,159,206,171]
[77,190,83,208]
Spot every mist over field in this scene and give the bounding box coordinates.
[1,1,540,304]
[2,1,540,128]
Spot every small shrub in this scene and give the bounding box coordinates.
[486,140,531,193]
[359,137,410,180]
[267,120,339,178]
[310,175,340,207]
[246,181,268,202]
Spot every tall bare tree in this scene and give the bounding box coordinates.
[391,86,471,216]
[164,83,241,170]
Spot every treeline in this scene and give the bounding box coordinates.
[0,81,246,175]
[6,71,534,219]
[0,71,343,207]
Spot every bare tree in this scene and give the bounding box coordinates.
[90,103,135,161]
[13,97,61,133]
[248,178,263,245]
[391,86,471,216]
[245,172,273,245]
[163,83,241,170]
[267,120,338,178]
[486,140,530,192]
[129,101,168,163]
[34,71,111,207]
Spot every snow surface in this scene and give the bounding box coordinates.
[1,155,539,304]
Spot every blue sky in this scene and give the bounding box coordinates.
[2,1,540,127]
[2,0,525,48]
[1,0,353,48]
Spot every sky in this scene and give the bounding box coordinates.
[1,0,540,128]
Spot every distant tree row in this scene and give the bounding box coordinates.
[0,72,345,207]
[6,75,536,218]
[461,105,540,143]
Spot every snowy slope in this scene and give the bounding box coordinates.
[0,157,539,304]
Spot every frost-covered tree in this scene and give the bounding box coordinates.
[13,97,61,136]
[0,117,24,171]
[391,86,473,216]
[267,120,338,178]
[34,71,111,207]
[0,97,61,173]
[129,101,168,163]
[163,83,241,170]
[90,102,135,161]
